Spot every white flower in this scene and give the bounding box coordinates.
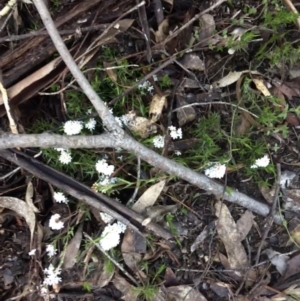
[58,150,72,165]
[168,126,182,140]
[153,75,158,81]
[86,108,92,115]
[85,118,96,131]
[251,154,270,169]
[204,163,226,179]
[40,286,49,296]
[53,192,69,204]
[46,244,57,257]
[147,85,154,93]
[99,221,127,251]
[63,120,83,135]
[43,264,62,286]
[137,80,154,93]
[28,249,36,256]
[95,159,115,176]
[100,212,114,224]
[54,148,65,152]
[153,135,165,148]
[174,150,182,156]
[49,214,64,230]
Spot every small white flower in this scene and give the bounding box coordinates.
[147,85,154,93]
[95,159,115,176]
[204,163,226,179]
[174,150,182,156]
[153,75,158,81]
[40,286,49,296]
[85,118,96,131]
[46,244,57,257]
[53,192,69,204]
[54,148,65,152]
[117,155,123,160]
[250,154,270,169]
[168,125,182,140]
[43,264,62,286]
[58,150,72,165]
[28,249,36,256]
[86,108,92,115]
[49,214,64,230]
[153,135,165,148]
[99,222,127,251]
[95,176,118,192]
[63,120,83,135]
[100,212,114,224]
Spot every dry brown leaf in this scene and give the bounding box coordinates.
[155,18,169,43]
[180,54,205,71]
[124,111,157,138]
[165,285,207,301]
[176,95,197,127]
[282,253,300,280]
[253,78,271,96]
[0,196,36,247]
[62,224,83,269]
[145,204,178,223]
[263,249,288,275]
[149,94,166,122]
[236,210,254,240]
[103,62,117,83]
[214,70,260,88]
[132,180,166,213]
[215,201,249,277]
[112,275,138,301]
[25,181,40,213]
[195,14,216,48]
[122,229,146,254]
[97,262,115,288]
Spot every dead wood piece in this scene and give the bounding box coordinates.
[0,0,104,87]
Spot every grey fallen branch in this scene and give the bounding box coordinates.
[0,132,281,223]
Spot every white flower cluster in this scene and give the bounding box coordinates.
[53,191,69,204]
[99,221,127,251]
[95,159,115,176]
[49,214,64,230]
[85,118,96,131]
[153,135,165,148]
[55,148,72,165]
[43,264,62,286]
[204,163,226,179]
[63,120,83,135]
[28,249,36,256]
[250,154,270,169]
[137,80,154,93]
[168,126,182,140]
[152,125,182,152]
[46,244,57,257]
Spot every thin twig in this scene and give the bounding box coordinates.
[83,232,139,286]
[127,156,141,207]
[171,101,259,118]
[255,163,281,265]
